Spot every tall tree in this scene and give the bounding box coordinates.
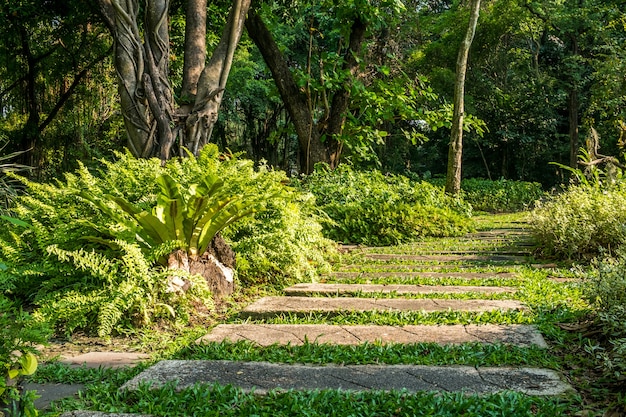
[0,0,113,171]
[246,0,406,173]
[96,0,251,161]
[445,0,481,195]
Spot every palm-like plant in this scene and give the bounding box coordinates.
[78,145,281,296]
[0,142,31,213]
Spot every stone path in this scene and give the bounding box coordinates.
[122,360,571,396]
[196,324,547,347]
[47,215,574,415]
[283,282,516,296]
[127,216,573,398]
[239,296,526,319]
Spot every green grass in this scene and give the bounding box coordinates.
[235,310,535,326]
[177,340,560,368]
[43,382,581,417]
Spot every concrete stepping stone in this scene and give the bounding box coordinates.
[23,382,85,410]
[363,254,528,262]
[122,360,572,396]
[240,296,526,319]
[58,352,150,369]
[61,413,152,417]
[283,283,516,296]
[329,271,517,279]
[196,324,547,348]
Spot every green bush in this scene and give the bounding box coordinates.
[301,165,473,246]
[427,178,544,212]
[458,178,544,212]
[0,147,334,336]
[224,194,335,287]
[529,185,626,259]
[585,249,626,380]
[1,294,50,416]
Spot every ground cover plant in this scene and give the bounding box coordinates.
[23,212,622,416]
[530,184,626,259]
[584,249,626,384]
[0,294,50,417]
[301,164,473,245]
[42,382,577,417]
[0,146,334,337]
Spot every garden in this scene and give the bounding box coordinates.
[2,0,626,415]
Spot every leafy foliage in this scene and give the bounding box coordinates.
[529,184,626,259]
[0,294,50,416]
[585,249,626,380]
[223,194,335,287]
[0,146,333,336]
[429,178,544,213]
[0,139,31,214]
[302,164,473,245]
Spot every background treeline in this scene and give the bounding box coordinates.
[1,0,624,186]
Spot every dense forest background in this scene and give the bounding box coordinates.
[1,0,625,187]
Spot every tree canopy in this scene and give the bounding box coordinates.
[0,0,624,185]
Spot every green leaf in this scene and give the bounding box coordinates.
[19,352,38,376]
[0,215,31,228]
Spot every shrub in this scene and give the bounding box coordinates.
[223,194,335,287]
[529,185,626,259]
[301,165,473,246]
[0,147,334,336]
[584,249,626,380]
[458,178,544,213]
[1,294,50,416]
[427,178,544,213]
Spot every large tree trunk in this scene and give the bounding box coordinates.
[185,0,251,156]
[245,8,325,173]
[97,0,249,161]
[181,0,207,101]
[246,8,368,173]
[445,0,481,195]
[96,0,249,300]
[325,17,367,169]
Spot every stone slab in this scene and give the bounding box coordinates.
[121,360,572,396]
[23,383,85,410]
[196,324,547,348]
[284,283,516,296]
[60,413,152,417]
[329,271,517,279]
[59,352,150,369]
[363,254,529,263]
[240,296,526,319]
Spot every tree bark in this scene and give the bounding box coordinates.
[246,8,369,173]
[185,0,251,156]
[181,0,207,101]
[325,17,367,169]
[445,0,481,195]
[97,0,249,161]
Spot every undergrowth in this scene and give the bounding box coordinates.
[301,164,473,245]
[0,147,334,336]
